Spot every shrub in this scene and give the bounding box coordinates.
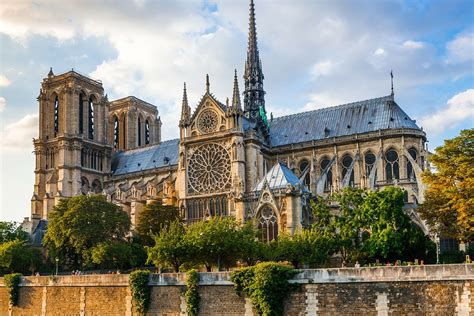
[129,270,151,315]
[185,269,200,316]
[231,262,297,316]
[4,273,22,306]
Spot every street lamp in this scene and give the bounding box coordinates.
[435,234,440,264]
[55,257,59,276]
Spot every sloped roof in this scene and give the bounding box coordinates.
[254,162,304,191]
[111,139,180,176]
[268,95,421,147]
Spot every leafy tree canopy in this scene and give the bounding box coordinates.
[135,202,180,246]
[0,240,42,274]
[419,128,474,241]
[0,222,29,243]
[43,195,131,269]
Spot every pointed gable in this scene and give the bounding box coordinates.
[254,162,302,192]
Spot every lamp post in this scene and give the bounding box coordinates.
[55,257,59,276]
[435,234,440,264]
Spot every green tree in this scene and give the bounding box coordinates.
[419,128,474,242]
[147,220,189,272]
[91,241,147,270]
[135,202,180,246]
[185,217,243,271]
[0,222,29,243]
[0,240,42,274]
[43,195,131,269]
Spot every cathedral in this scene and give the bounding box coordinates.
[30,0,428,242]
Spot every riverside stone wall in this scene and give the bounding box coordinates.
[0,264,473,315]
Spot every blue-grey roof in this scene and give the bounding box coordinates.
[254,162,306,191]
[268,95,421,147]
[112,139,179,176]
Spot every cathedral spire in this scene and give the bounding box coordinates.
[180,82,190,126]
[390,70,394,97]
[232,69,242,111]
[243,0,266,126]
[206,74,210,94]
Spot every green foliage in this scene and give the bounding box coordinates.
[230,262,297,316]
[129,270,151,315]
[0,222,29,243]
[43,195,131,269]
[185,269,200,316]
[419,128,474,242]
[311,187,434,264]
[91,241,146,270]
[4,273,22,306]
[0,240,42,274]
[147,220,188,272]
[135,202,180,246]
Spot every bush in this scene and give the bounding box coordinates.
[185,269,200,316]
[0,240,42,274]
[129,270,151,315]
[4,273,22,306]
[231,262,297,316]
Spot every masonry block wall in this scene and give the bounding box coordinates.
[0,265,473,316]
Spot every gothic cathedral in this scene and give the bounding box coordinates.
[31,0,428,241]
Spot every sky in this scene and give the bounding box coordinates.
[0,0,473,222]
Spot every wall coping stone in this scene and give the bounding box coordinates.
[0,264,472,287]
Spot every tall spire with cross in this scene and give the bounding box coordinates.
[243,0,266,128]
[180,82,191,127]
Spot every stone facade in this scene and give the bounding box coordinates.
[30,0,429,238]
[1,265,473,315]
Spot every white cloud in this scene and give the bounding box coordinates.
[446,31,474,63]
[403,40,424,49]
[0,114,38,151]
[310,61,335,79]
[374,48,386,56]
[420,89,474,135]
[0,75,11,87]
[0,97,5,112]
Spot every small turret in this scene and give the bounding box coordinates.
[179,82,191,127]
[232,69,242,112]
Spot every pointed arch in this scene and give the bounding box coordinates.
[406,147,418,181]
[53,94,59,136]
[88,95,96,140]
[256,204,278,242]
[341,154,355,187]
[385,148,399,182]
[145,117,151,145]
[79,92,85,134]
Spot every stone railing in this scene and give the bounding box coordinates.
[0,264,472,287]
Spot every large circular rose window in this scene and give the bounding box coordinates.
[197,109,218,134]
[188,143,231,193]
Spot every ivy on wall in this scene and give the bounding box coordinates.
[129,270,151,315]
[4,273,22,306]
[230,262,297,316]
[185,269,200,316]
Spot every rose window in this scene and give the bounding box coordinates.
[188,143,231,193]
[197,109,218,134]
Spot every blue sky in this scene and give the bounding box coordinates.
[0,0,473,222]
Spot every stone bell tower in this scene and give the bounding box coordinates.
[31,69,113,219]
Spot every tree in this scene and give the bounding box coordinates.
[0,240,42,274]
[419,128,474,242]
[135,202,180,246]
[91,241,147,270]
[0,222,29,243]
[43,195,131,269]
[185,217,243,271]
[147,220,188,272]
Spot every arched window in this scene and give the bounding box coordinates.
[88,97,94,140]
[258,206,278,242]
[114,117,119,149]
[407,147,417,181]
[79,94,84,134]
[364,151,376,177]
[341,154,354,187]
[385,149,399,181]
[54,95,59,136]
[145,119,150,144]
[320,157,333,192]
[299,159,311,187]
[91,179,102,194]
[138,117,142,146]
[81,177,89,195]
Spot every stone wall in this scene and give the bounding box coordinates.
[0,264,472,315]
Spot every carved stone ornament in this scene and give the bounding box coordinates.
[197,109,219,134]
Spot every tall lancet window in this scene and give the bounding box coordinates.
[145,119,150,144]
[407,148,418,181]
[54,95,59,136]
[114,117,119,149]
[341,154,355,187]
[79,94,84,134]
[88,97,94,140]
[257,205,278,243]
[138,117,142,146]
[385,149,399,181]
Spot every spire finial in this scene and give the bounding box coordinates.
[180,82,190,125]
[48,67,54,78]
[390,69,394,97]
[206,74,210,93]
[232,69,242,110]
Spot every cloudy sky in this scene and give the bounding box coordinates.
[0,0,473,222]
